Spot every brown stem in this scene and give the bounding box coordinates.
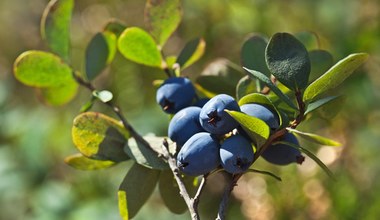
[290,89,306,129]
[216,174,242,220]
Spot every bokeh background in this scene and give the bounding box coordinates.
[1,0,380,219]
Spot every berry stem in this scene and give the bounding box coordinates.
[216,173,242,220]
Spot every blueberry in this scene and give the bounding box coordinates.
[156,77,196,114]
[193,98,210,108]
[199,94,240,135]
[168,106,205,147]
[177,132,220,176]
[220,134,254,174]
[262,132,305,165]
[240,103,279,130]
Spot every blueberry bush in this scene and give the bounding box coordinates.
[11,0,369,219]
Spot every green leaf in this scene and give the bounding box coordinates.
[41,0,74,61]
[72,112,130,162]
[303,53,369,102]
[236,75,257,101]
[38,81,78,106]
[125,136,170,170]
[266,32,311,90]
[176,38,206,69]
[64,153,116,170]
[104,19,127,36]
[305,95,341,115]
[225,110,270,147]
[287,128,341,147]
[118,27,163,68]
[85,31,117,81]
[277,141,335,179]
[241,34,270,76]
[14,50,74,87]
[158,170,187,214]
[243,68,298,110]
[308,50,334,83]
[118,163,160,219]
[92,90,113,103]
[247,169,282,182]
[145,0,182,47]
[294,31,320,51]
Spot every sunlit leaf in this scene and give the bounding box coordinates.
[64,153,116,170]
[145,0,182,46]
[14,50,74,87]
[38,81,78,106]
[236,75,257,101]
[276,141,335,179]
[72,112,130,162]
[176,38,206,69]
[266,32,311,90]
[305,95,341,115]
[125,136,170,170]
[118,163,160,219]
[226,110,270,147]
[243,68,297,109]
[41,0,74,61]
[85,31,117,81]
[287,128,341,146]
[303,53,369,102]
[159,170,187,214]
[104,19,127,36]
[118,27,162,68]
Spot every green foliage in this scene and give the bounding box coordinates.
[241,34,270,77]
[303,53,369,102]
[64,154,116,170]
[287,128,341,146]
[40,0,73,61]
[145,0,182,47]
[225,110,270,148]
[118,163,161,219]
[38,82,78,106]
[308,50,334,83]
[85,31,117,81]
[304,95,342,115]
[176,38,206,70]
[72,112,130,162]
[118,27,163,68]
[158,171,188,214]
[236,75,257,100]
[265,32,311,91]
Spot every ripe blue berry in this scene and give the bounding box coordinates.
[240,103,279,130]
[177,132,220,176]
[168,106,205,147]
[199,94,240,135]
[156,77,196,114]
[220,134,254,174]
[193,98,210,108]
[262,132,305,165]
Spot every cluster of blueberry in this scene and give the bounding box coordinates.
[156,77,304,176]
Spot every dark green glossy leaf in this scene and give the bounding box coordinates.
[236,75,257,101]
[287,128,341,146]
[118,27,162,68]
[72,112,130,162]
[241,34,270,76]
[226,110,270,147]
[308,50,334,83]
[85,31,117,81]
[276,141,335,179]
[243,68,298,109]
[303,53,369,102]
[41,0,74,61]
[159,170,187,214]
[64,153,116,170]
[125,136,170,170]
[176,38,206,69]
[118,163,160,219]
[266,32,311,90]
[38,81,78,106]
[305,95,341,115]
[145,0,182,46]
[14,50,74,87]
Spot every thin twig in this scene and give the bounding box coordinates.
[216,174,242,220]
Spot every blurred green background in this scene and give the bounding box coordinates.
[1,0,379,219]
